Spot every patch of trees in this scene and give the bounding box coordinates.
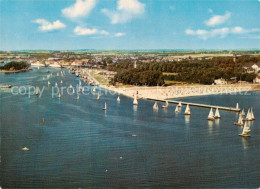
[0,62,30,70]
[108,56,259,85]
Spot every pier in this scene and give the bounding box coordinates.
[147,98,240,112]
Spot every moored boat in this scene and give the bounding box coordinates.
[162,100,169,109]
[153,101,158,110]
[133,95,138,105]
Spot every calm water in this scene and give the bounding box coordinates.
[0,68,259,188]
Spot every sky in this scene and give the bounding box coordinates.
[0,0,260,50]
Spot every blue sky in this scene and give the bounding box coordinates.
[0,0,260,50]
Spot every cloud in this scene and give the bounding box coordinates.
[33,19,66,31]
[102,0,145,24]
[185,27,260,40]
[205,12,231,27]
[62,0,96,19]
[74,26,109,36]
[115,32,126,37]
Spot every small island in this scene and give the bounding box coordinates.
[0,61,31,73]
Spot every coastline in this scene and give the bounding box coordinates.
[0,68,31,73]
[83,68,260,100]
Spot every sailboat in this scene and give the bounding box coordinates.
[69,85,73,89]
[153,101,158,110]
[48,81,50,85]
[133,95,138,105]
[96,93,100,100]
[42,77,45,81]
[178,101,182,107]
[207,108,215,121]
[58,93,61,98]
[55,82,58,87]
[35,86,39,96]
[239,121,251,137]
[234,113,244,126]
[117,96,120,102]
[93,88,96,93]
[241,109,246,117]
[77,94,80,100]
[251,108,255,120]
[60,80,63,84]
[184,104,191,115]
[103,102,107,110]
[57,73,59,77]
[244,109,252,121]
[175,105,179,113]
[236,103,239,110]
[214,107,221,119]
[162,100,169,109]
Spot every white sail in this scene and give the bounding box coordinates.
[238,114,243,125]
[96,93,100,100]
[215,107,221,118]
[117,96,120,102]
[208,108,215,120]
[246,109,252,121]
[93,88,96,93]
[241,109,245,116]
[153,102,158,110]
[251,108,255,120]
[103,102,107,110]
[178,101,182,107]
[184,104,191,115]
[133,95,138,105]
[55,82,58,87]
[175,105,179,112]
[60,80,63,84]
[35,87,39,95]
[242,122,251,135]
[48,81,50,85]
[236,103,239,109]
[77,94,80,100]
[58,93,61,98]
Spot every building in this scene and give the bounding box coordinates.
[254,75,260,83]
[214,78,227,85]
[252,64,259,73]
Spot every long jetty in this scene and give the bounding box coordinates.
[147,98,240,112]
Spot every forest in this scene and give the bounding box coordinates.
[108,56,259,85]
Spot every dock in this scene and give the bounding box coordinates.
[147,98,240,112]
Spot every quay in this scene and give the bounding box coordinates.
[147,98,240,112]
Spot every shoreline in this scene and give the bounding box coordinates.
[84,68,260,100]
[0,68,31,73]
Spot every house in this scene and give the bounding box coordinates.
[252,64,259,73]
[214,78,227,85]
[254,75,260,83]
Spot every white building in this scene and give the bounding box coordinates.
[252,64,259,73]
[214,78,227,85]
[254,75,260,83]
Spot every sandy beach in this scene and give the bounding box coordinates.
[83,68,260,100]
